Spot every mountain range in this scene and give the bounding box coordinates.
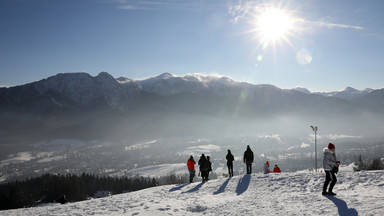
[0,72,383,158]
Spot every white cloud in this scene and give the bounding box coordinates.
[257,134,282,143]
[110,0,224,11]
[117,4,155,10]
[317,21,363,30]
[323,134,363,140]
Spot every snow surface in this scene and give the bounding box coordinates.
[0,152,33,165]
[2,166,383,216]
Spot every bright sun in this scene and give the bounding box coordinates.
[254,7,295,46]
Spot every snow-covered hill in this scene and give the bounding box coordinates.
[2,168,383,215]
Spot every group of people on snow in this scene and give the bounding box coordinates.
[187,142,340,197]
[187,154,212,183]
[187,145,281,183]
[263,160,281,174]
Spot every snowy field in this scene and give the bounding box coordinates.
[2,166,383,216]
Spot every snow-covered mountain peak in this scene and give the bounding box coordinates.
[116,76,133,84]
[30,72,128,107]
[137,73,205,95]
[292,87,311,94]
[136,73,246,96]
[363,88,374,92]
[182,74,229,86]
[95,72,116,82]
[33,72,96,100]
[342,86,357,92]
[158,72,174,79]
[316,86,376,101]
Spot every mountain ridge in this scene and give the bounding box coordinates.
[0,72,383,159]
[1,72,380,101]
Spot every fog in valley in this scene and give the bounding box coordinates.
[0,73,383,182]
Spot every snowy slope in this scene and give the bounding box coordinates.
[2,168,383,216]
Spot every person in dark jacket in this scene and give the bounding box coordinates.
[198,154,210,182]
[187,156,196,183]
[226,149,235,177]
[207,156,212,180]
[243,145,254,174]
[322,143,340,196]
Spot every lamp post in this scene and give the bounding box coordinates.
[310,126,318,172]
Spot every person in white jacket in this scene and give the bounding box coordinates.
[322,143,340,196]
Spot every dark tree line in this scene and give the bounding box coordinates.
[354,155,384,171]
[0,173,158,211]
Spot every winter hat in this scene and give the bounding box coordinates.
[266,161,269,165]
[328,143,335,150]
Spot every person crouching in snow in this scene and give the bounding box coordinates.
[322,143,340,196]
[264,161,271,174]
[273,164,281,173]
[187,156,196,183]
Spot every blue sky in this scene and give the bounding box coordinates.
[1,0,384,92]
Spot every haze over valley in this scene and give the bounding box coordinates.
[0,72,383,182]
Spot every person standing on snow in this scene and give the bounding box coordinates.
[207,156,212,180]
[187,156,196,183]
[264,161,271,174]
[243,145,254,174]
[322,143,340,196]
[226,149,235,177]
[198,154,210,182]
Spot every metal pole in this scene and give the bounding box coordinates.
[315,130,317,172]
[310,125,318,172]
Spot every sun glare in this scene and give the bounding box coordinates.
[254,7,295,46]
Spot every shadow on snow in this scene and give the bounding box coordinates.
[213,177,231,195]
[182,182,206,194]
[169,183,189,192]
[236,174,251,195]
[326,196,358,216]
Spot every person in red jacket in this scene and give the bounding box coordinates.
[273,164,281,173]
[187,156,196,183]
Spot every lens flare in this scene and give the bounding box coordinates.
[257,54,263,62]
[296,48,313,65]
